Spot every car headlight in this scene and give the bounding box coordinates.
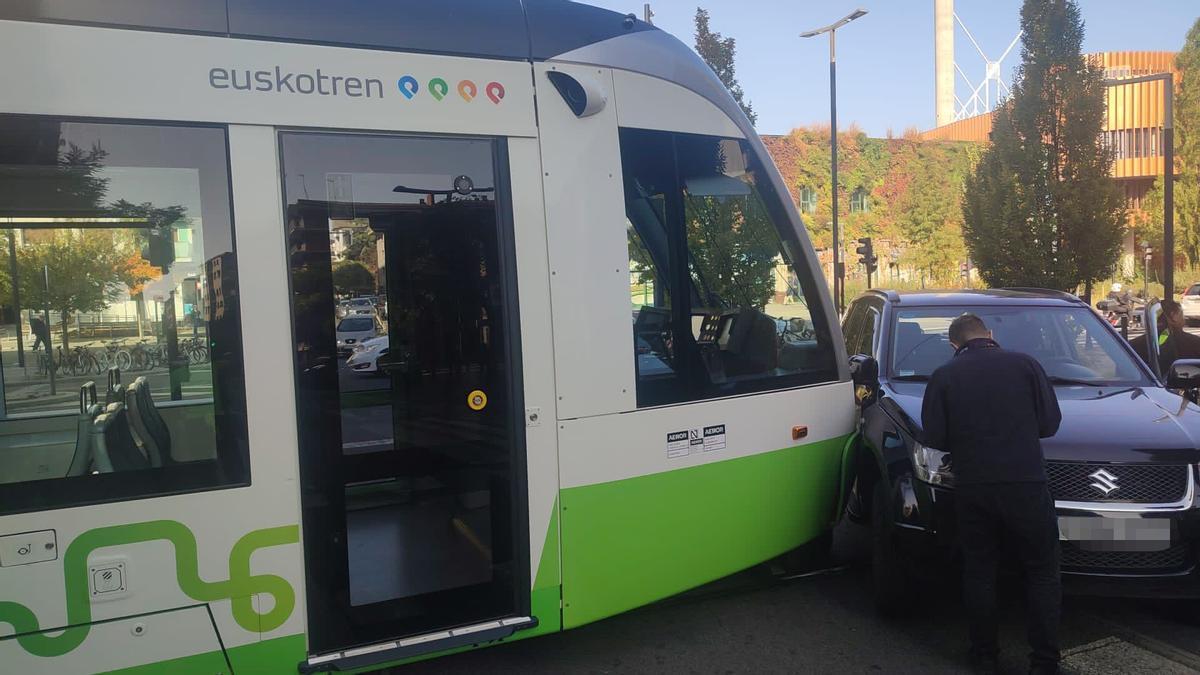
[352,343,369,353]
[911,441,955,488]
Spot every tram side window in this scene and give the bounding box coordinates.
[0,115,249,514]
[620,128,838,407]
[622,129,679,388]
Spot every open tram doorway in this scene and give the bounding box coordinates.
[281,131,529,655]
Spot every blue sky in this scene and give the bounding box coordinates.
[588,0,1198,137]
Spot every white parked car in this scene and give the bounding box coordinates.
[1181,283,1200,324]
[336,316,380,356]
[345,335,390,374]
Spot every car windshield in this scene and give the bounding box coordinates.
[337,318,374,332]
[890,306,1150,386]
[1186,285,1200,297]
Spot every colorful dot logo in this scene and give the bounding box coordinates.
[428,78,448,101]
[395,75,504,105]
[397,76,419,99]
[486,82,505,104]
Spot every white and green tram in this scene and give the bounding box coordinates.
[0,1,854,672]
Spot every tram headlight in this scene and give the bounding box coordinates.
[911,442,955,488]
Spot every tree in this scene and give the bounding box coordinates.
[1143,18,1200,269]
[332,260,375,297]
[18,230,127,351]
[108,200,186,337]
[962,0,1126,300]
[761,127,977,285]
[694,8,757,126]
[898,147,969,282]
[685,194,780,308]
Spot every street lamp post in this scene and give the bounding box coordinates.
[802,8,868,316]
[1105,73,1175,298]
[1142,241,1153,299]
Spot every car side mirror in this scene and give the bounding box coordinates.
[1166,359,1200,391]
[849,354,880,407]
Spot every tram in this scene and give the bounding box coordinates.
[0,2,853,672]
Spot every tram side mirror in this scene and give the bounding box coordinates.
[1166,359,1200,391]
[546,71,607,118]
[849,354,879,407]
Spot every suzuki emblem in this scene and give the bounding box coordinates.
[1088,468,1119,496]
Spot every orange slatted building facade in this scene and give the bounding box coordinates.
[921,51,1180,214]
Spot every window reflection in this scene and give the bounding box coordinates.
[0,116,247,511]
[620,128,837,406]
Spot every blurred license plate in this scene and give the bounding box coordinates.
[1058,516,1172,552]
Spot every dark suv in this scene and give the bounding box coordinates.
[842,289,1200,610]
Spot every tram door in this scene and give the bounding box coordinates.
[281,132,527,654]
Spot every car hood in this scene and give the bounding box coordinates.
[886,381,1200,464]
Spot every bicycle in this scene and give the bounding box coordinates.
[104,340,133,372]
[128,340,155,371]
[35,348,59,377]
[65,345,102,376]
[181,336,210,365]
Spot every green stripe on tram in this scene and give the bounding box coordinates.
[559,435,849,628]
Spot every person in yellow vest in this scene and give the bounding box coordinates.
[1130,300,1200,374]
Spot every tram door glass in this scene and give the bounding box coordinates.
[281,132,524,651]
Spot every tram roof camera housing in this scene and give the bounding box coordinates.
[546,71,607,118]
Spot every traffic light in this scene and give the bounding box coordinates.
[856,237,878,285]
[142,227,175,272]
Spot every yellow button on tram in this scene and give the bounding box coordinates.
[467,390,488,411]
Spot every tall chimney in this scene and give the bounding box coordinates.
[934,0,954,126]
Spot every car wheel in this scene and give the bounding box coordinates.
[871,478,911,616]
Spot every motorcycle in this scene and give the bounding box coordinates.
[1097,294,1145,332]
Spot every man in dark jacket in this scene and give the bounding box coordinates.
[29,315,49,352]
[1130,299,1200,374]
[921,313,1063,675]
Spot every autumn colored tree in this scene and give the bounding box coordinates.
[108,200,187,337]
[962,0,1126,300]
[685,193,780,308]
[897,146,970,283]
[762,127,976,285]
[17,230,127,350]
[695,8,756,126]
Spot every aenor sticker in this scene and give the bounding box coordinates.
[702,425,727,452]
[666,430,690,458]
[667,424,728,458]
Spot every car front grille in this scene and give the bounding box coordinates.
[1046,462,1190,504]
[1061,541,1191,572]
